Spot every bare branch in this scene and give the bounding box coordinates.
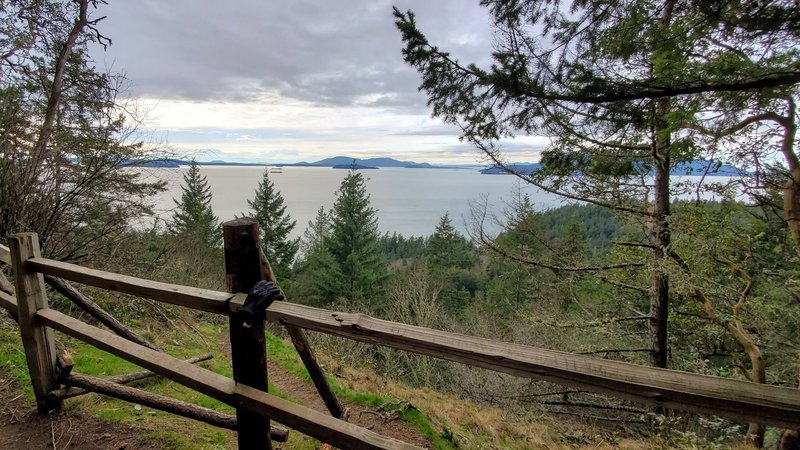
[481,234,644,272]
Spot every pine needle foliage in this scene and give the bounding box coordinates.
[323,169,387,304]
[169,160,221,249]
[247,169,298,279]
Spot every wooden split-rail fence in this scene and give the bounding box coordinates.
[0,219,799,449]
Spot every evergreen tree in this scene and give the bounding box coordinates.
[322,169,387,304]
[426,213,474,270]
[300,206,331,256]
[291,207,335,307]
[169,160,221,248]
[395,0,800,374]
[484,192,545,314]
[424,213,480,316]
[397,4,798,442]
[247,169,298,279]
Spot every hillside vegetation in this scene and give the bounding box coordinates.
[1,0,799,448]
[4,192,794,448]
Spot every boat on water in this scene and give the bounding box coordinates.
[269,167,283,174]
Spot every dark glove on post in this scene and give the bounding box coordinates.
[239,280,284,328]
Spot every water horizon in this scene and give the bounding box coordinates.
[134,166,735,240]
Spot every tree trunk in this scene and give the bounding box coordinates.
[649,96,672,369]
[647,0,675,370]
[779,99,800,256]
[741,333,766,447]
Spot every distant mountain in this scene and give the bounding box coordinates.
[197,160,267,167]
[362,157,416,167]
[672,161,742,176]
[332,164,378,170]
[128,155,484,169]
[480,160,743,176]
[308,156,484,169]
[480,163,542,175]
[308,156,415,167]
[309,156,360,167]
[122,159,182,168]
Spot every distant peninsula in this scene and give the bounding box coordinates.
[130,156,480,170]
[332,163,377,170]
[127,156,744,177]
[479,160,744,177]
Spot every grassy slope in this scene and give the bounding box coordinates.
[1,311,669,450]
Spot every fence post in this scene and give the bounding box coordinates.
[223,219,271,449]
[9,233,61,413]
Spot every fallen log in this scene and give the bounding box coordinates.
[49,353,214,400]
[56,372,289,442]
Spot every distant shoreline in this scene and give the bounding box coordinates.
[128,157,745,177]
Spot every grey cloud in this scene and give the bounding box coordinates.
[434,140,546,160]
[91,1,492,112]
[391,125,462,137]
[496,141,548,154]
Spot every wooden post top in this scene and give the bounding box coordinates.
[223,220,266,294]
[223,218,257,227]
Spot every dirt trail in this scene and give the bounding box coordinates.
[0,368,163,450]
[217,330,431,448]
[0,329,429,449]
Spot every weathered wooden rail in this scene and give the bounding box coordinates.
[1,223,418,450]
[1,220,800,449]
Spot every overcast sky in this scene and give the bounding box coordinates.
[90,1,547,164]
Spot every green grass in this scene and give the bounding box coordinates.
[67,321,311,449]
[1,314,457,449]
[263,330,457,449]
[0,322,34,399]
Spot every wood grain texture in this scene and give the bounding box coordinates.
[235,383,422,450]
[45,275,160,350]
[38,308,236,403]
[0,290,17,314]
[61,372,289,442]
[9,233,61,412]
[223,219,272,449]
[36,308,420,449]
[263,302,800,428]
[19,253,800,428]
[27,257,233,313]
[0,243,10,265]
[50,353,213,400]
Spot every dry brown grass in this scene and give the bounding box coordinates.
[317,352,669,449]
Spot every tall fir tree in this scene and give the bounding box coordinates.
[293,207,339,306]
[322,169,387,304]
[395,0,800,376]
[247,169,298,279]
[169,160,221,248]
[426,213,474,270]
[397,4,798,442]
[425,213,479,316]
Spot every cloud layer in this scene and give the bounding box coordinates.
[91,1,546,163]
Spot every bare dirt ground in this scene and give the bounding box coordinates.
[0,368,164,450]
[217,330,431,449]
[268,361,430,448]
[0,333,429,450]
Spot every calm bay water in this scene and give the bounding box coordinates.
[141,166,562,238]
[139,166,732,239]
